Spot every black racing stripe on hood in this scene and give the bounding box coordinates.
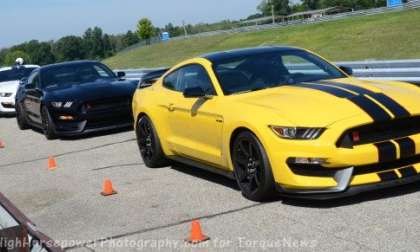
[320,81,411,118]
[293,83,392,122]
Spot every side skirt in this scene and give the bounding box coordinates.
[167,155,235,180]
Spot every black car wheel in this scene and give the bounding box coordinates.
[16,103,29,130]
[136,115,170,168]
[41,106,57,140]
[232,131,276,201]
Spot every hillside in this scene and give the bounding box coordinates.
[104,9,420,69]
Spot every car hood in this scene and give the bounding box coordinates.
[235,78,420,127]
[0,80,19,93]
[45,79,137,101]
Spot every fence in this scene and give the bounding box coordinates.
[116,59,420,84]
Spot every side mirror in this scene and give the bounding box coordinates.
[339,65,353,76]
[117,71,126,78]
[25,83,35,89]
[19,77,28,86]
[183,86,205,98]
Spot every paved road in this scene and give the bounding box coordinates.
[1,116,420,251]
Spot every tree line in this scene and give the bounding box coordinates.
[0,26,142,66]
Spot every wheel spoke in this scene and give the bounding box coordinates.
[239,142,249,157]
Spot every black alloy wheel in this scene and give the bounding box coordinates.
[41,106,57,140]
[232,131,275,201]
[136,116,169,168]
[16,103,29,130]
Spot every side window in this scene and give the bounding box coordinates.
[178,65,216,95]
[163,70,180,91]
[93,65,109,78]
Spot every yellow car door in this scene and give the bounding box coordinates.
[163,64,224,166]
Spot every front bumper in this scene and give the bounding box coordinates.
[0,96,16,114]
[50,107,133,136]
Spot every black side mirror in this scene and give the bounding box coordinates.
[339,65,353,76]
[117,71,126,78]
[25,83,35,89]
[183,86,205,98]
[19,77,28,86]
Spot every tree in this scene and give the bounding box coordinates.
[136,18,155,44]
[27,41,55,65]
[4,50,31,65]
[122,30,139,48]
[83,27,105,59]
[258,0,290,16]
[53,36,85,61]
[303,0,321,10]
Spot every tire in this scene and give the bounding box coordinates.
[16,103,29,130]
[231,131,276,201]
[41,106,57,140]
[136,115,170,168]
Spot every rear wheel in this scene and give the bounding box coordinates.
[136,115,170,168]
[16,103,29,130]
[232,131,276,201]
[41,106,57,140]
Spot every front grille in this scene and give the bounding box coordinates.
[337,116,420,148]
[288,154,420,177]
[85,97,131,112]
[1,102,15,109]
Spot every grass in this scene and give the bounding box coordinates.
[104,9,420,69]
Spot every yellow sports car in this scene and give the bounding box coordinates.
[132,46,420,201]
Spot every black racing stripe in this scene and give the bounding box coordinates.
[395,138,416,158]
[321,81,410,118]
[374,141,397,163]
[297,83,391,121]
[347,95,392,122]
[378,171,399,181]
[294,83,354,98]
[399,166,417,178]
[368,93,410,118]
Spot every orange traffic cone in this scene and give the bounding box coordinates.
[0,140,5,148]
[185,220,210,244]
[48,156,57,170]
[101,179,117,196]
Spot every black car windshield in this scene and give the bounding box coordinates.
[42,63,116,87]
[212,49,346,95]
[0,67,37,83]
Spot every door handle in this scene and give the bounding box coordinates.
[168,103,175,112]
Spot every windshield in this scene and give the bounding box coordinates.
[0,67,37,83]
[212,49,345,95]
[42,63,116,87]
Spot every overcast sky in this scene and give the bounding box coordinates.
[0,0,263,48]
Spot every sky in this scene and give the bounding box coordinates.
[0,0,262,48]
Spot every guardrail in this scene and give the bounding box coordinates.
[115,59,420,84]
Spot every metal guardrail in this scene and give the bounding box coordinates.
[116,59,420,84]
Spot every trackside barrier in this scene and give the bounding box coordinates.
[115,59,420,84]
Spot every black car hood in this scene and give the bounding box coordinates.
[45,79,137,101]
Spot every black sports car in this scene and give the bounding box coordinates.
[15,60,137,139]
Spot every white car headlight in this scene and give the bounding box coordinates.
[51,101,73,108]
[0,92,13,97]
[270,126,325,140]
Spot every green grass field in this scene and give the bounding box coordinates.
[104,9,420,69]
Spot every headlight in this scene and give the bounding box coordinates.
[51,101,73,108]
[0,92,12,97]
[270,126,325,140]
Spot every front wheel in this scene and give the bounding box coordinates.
[136,115,170,168]
[41,106,57,140]
[16,103,29,130]
[232,131,276,201]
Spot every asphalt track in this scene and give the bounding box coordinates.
[1,116,420,251]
